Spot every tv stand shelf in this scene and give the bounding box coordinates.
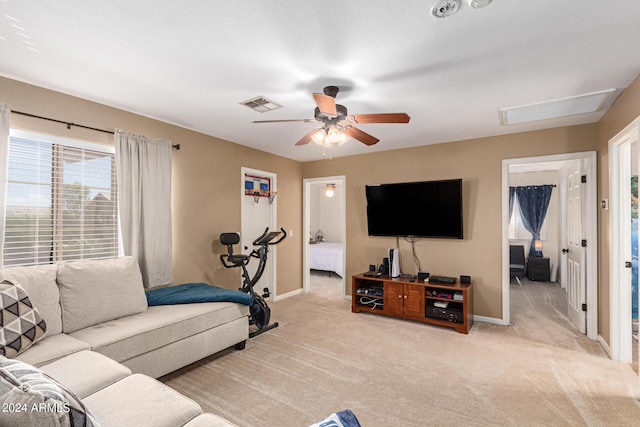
[352,274,473,334]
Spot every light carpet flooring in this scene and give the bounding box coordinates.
[161,277,640,426]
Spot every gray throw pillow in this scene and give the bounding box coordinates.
[57,256,148,333]
[0,280,47,358]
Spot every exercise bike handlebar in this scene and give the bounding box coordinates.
[252,227,287,246]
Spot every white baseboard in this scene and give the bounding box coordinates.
[273,288,303,301]
[473,314,509,326]
[598,334,612,359]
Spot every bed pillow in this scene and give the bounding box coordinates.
[57,256,148,333]
[0,356,100,426]
[0,280,47,358]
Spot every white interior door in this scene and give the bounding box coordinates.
[566,164,586,333]
[241,168,276,297]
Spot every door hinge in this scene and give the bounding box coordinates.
[625,261,633,268]
[581,239,587,247]
[581,175,587,183]
[581,303,587,312]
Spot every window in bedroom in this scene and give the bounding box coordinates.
[2,130,119,267]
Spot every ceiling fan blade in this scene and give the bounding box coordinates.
[351,113,411,124]
[344,127,380,146]
[253,119,316,123]
[312,93,337,117]
[295,129,320,146]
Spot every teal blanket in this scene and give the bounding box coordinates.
[146,283,252,306]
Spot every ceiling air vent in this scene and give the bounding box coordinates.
[240,96,282,113]
[499,89,620,126]
[431,0,461,19]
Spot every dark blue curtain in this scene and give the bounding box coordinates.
[509,187,516,219]
[515,185,554,257]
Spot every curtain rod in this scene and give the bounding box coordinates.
[11,110,180,150]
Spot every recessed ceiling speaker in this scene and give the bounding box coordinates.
[468,0,493,8]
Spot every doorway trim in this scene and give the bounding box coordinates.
[608,115,640,362]
[302,175,347,298]
[501,151,598,339]
[241,167,277,300]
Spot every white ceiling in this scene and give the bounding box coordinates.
[1,0,639,162]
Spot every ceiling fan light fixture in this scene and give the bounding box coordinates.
[311,129,326,145]
[327,126,347,145]
[313,126,349,147]
[325,184,336,198]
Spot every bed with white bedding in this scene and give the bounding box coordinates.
[309,241,344,277]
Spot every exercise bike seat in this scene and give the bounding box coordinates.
[220,232,250,266]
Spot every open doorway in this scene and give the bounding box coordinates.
[241,167,277,300]
[608,116,640,365]
[502,152,598,340]
[302,176,346,299]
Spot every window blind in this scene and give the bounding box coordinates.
[3,134,118,267]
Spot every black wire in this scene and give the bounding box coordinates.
[404,236,422,271]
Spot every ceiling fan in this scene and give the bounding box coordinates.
[253,86,410,147]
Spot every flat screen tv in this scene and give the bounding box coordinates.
[365,179,463,239]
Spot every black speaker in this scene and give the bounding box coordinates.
[460,275,471,284]
[418,271,430,282]
[368,264,376,272]
[381,257,389,276]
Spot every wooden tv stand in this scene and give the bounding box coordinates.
[351,274,473,334]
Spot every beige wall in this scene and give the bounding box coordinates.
[303,125,597,319]
[0,76,303,295]
[4,70,640,344]
[596,74,640,345]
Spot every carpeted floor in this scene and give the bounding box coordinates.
[161,279,640,426]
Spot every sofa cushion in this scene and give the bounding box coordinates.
[84,374,202,427]
[69,302,249,363]
[40,350,131,399]
[184,413,239,427]
[57,256,148,333]
[0,356,100,427]
[16,333,91,367]
[0,280,47,358]
[0,264,62,335]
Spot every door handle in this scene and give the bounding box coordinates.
[562,248,569,254]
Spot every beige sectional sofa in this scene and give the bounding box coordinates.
[0,256,249,426]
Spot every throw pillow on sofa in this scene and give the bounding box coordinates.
[57,256,148,333]
[0,280,47,358]
[0,356,100,427]
[0,264,62,335]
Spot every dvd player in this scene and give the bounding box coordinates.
[426,305,463,323]
[428,275,457,284]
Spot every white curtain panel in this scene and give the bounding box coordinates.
[115,129,173,288]
[0,104,10,268]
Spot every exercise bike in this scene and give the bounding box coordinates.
[220,227,286,338]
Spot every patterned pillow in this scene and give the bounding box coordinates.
[0,280,47,358]
[0,356,100,426]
